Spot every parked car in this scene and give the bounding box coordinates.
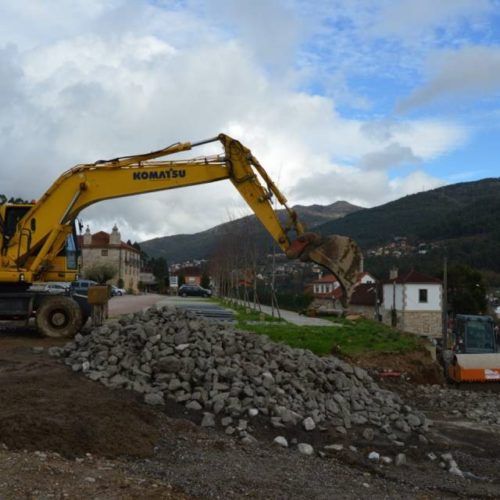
[111,285,127,296]
[70,279,97,295]
[178,284,212,298]
[45,282,70,294]
[29,282,70,295]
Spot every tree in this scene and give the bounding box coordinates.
[201,271,210,289]
[84,262,118,284]
[447,263,487,316]
[150,256,169,292]
[178,272,186,287]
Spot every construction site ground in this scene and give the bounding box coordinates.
[1,297,500,498]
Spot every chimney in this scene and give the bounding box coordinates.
[389,267,398,280]
[83,226,92,246]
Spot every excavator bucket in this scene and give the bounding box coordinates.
[286,232,363,308]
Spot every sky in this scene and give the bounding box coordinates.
[1,0,499,242]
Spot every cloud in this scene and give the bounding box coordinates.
[0,0,470,244]
[398,45,500,111]
[292,165,444,208]
[358,143,420,171]
[368,0,493,41]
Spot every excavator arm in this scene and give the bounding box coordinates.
[2,134,361,303]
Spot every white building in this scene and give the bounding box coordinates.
[382,269,442,337]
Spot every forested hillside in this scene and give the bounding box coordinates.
[316,178,500,282]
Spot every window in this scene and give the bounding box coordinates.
[101,249,108,256]
[418,289,428,303]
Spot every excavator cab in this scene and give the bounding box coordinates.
[0,203,33,251]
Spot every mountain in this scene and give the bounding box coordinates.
[140,201,362,262]
[315,178,500,279]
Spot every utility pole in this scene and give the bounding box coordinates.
[442,256,448,347]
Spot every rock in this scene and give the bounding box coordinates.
[297,443,314,456]
[395,453,406,466]
[273,436,288,447]
[368,451,380,462]
[381,456,393,465]
[185,400,203,411]
[362,428,375,441]
[302,417,316,431]
[241,434,258,445]
[32,347,44,354]
[47,346,62,357]
[157,356,181,373]
[407,414,421,427]
[324,444,343,452]
[201,412,216,427]
[449,466,464,477]
[427,452,437,461]
[144,393,164,406]
[56,304,429,444]
[418,434,428,445]
[221,416,233,427]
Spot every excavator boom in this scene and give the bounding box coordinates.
[0,133,362,336]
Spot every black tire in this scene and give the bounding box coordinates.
[203,293,208,298]
[36,296,83,338]
[181,292,187,297]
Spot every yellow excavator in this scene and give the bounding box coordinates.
[0,134,361,337]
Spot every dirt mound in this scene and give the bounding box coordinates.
[352,349,444,385]
[0,343,160,458]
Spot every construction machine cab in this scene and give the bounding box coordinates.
[452,315,497,354]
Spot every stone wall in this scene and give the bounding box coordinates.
[381,309,441,337]
[402,310,442,338]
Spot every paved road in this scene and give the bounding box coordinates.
[108,294,165,317]
[157,296,234,322]
[222,298,335,326]
[109,294,234,322]
[109,295,333,326]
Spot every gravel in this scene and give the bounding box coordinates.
[50,305,430,447]
[406,384,500,425]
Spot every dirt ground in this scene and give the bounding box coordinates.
[353,349,445,385]
[1,323,500,498]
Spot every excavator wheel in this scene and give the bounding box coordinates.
[36,296,83,338]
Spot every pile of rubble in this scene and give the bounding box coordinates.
[50,306,429,443]
[409,385,500,426]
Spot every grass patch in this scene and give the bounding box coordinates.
[214,299,422,357]
[213,299,422,357]
[237,319,421,357]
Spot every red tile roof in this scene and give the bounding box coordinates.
[311,274,338,284]
[77,232,140,253]
[384,269,441,285]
